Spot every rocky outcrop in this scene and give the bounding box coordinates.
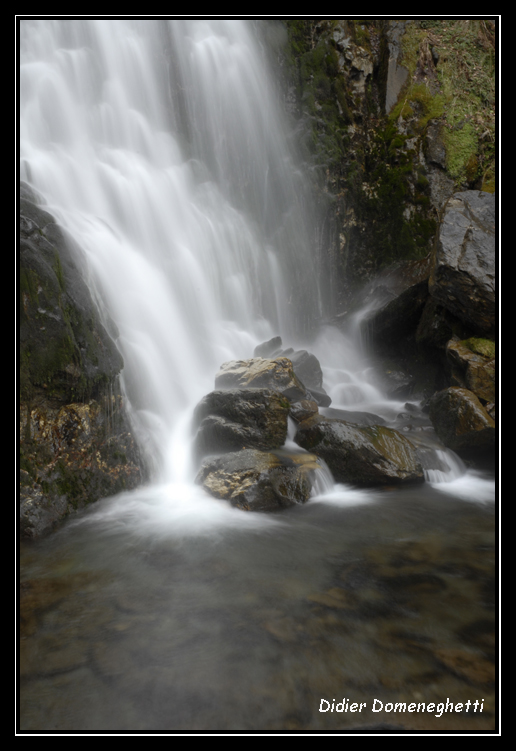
[193,389,290,459]
[445,338,495,403]
[20,182,123,404]
[429,191,496,336]
[428,387,495,457]
[196,449,324,511]
[294,415,423,485]
[19,183,143,537]
[20,397,141,538]
[283,20,495,311]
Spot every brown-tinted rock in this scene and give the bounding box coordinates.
[428,387,495,454]
[215,358,308,402]
[294,416,423,485]
[195,449,324,511]
[193,389,290,458]
[289,399,319,423]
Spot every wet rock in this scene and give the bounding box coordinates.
[362,280,429,350]
[215,357,308,402]
[278,349,324,391]
[294,416,424,485]
[193,388,290,458]
[428,387,495,455]
[253,336,283,358]
[433,647,495,686]
[429,191,495,335]
[416,295,470,350]
[376,363,416,400]
[196,448,324,511]
[445,339,495,403]
[20,183,123,404]
[305,386,332,408]
[20,399,142,538]
[321,407,386,427]
[19,184,144,537]
[289,399,319,423]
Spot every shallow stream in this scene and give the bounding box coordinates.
[20,469,495,731]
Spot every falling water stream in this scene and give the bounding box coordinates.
[19,20,495,731]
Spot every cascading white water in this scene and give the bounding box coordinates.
[20,19,484,519]
[20,19,324,484]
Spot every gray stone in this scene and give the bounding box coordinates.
[429,191,495,335]
[295,416,423,485]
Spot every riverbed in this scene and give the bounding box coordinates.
[20,472,496,731]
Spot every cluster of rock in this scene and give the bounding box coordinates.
[194,342,424,511]
[361,190,496,464]
[19,183,144,537]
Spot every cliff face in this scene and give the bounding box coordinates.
[19,183,144,537]
[279,20,496,460]
[281,19,496,309]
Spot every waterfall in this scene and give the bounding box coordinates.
[20,19,324,481]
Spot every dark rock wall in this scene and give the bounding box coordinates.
[279,19,496,313]
[19,183,145,537]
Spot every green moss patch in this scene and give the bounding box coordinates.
[461,337,495,359]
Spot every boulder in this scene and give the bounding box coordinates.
[279,349,324,391]
[294,416,423,485]
[289,399,319,423]
[415,295,470,349]
[215,358,308,402]
[445,339,495,403]
[193,389,290,458]
[196,449,324,511]
[362,279,429,350]
[253,336,283,358]
[251,346,331,406]
[428,387,495,455]
[429,191,495,335]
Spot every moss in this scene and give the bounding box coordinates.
[355,123,436,268]
[461,337,495,359]
[53,252,65,292]
[396,20,495,187]
[443,121,478,181]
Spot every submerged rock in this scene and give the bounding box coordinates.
[196,449,324,511]
[428,387,495,456]
[295,416,423,485]
[193,388,290,459]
